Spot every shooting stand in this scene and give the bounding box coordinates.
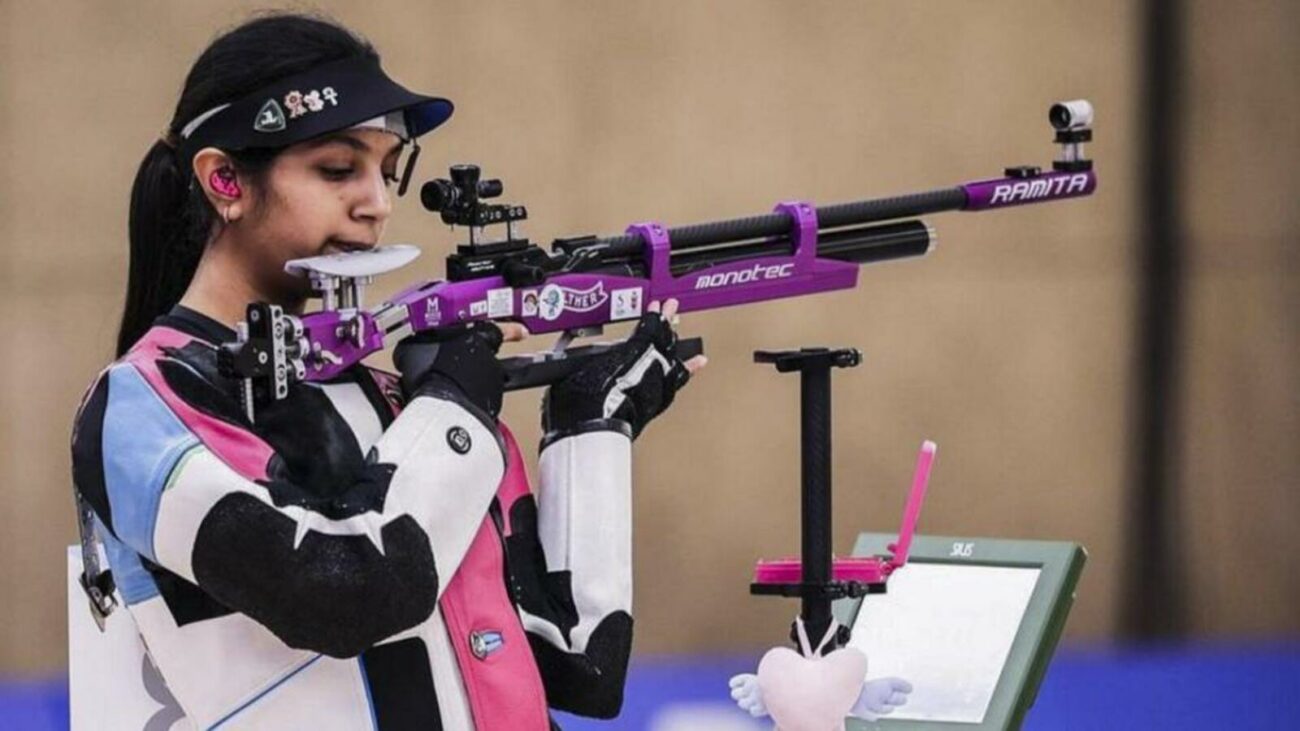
[750,346,875,655]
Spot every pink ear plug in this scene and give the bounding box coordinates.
[210,169,241,197]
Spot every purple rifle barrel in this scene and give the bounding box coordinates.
[297,168,1095,382]
[556,169,1096,259]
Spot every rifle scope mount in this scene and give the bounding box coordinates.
[420,164,551,285]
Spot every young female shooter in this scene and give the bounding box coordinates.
[70,14,703,729]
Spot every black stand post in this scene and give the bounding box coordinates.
[752,347,862,654]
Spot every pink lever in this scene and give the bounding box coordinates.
[887,440,936,569]
[752,439,937,587]
[754,557,891,585]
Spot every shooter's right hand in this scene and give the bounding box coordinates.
[393,322,526,419]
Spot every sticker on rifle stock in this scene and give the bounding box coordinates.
[611,287,644,320]
[521,290,539,317]
[538,282,608,322]
[424,298,441,326]
[470,300,488,317]
[486,288,513,318]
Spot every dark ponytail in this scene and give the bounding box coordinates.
[120,140,199,357]
[117,12,378,357]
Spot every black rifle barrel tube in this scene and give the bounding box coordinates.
[669,220,933,276]
[561,187,963,258]
[588,220,934,279]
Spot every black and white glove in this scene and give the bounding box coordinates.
[542,310,692,444]
[393,323,506,419]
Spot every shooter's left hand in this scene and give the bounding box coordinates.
[542,298,705,441]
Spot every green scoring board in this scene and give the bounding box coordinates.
[834,533,1086,731]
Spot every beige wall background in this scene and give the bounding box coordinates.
[0,0,1293,676]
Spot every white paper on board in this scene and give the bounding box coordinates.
[848,562,1040,724]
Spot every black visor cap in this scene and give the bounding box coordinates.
[177,56,453,168]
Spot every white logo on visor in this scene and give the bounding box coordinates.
[254,100,287,133]
[284,87,341,120]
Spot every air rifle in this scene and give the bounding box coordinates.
[219,100,1097,421]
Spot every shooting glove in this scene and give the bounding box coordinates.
[542,310,691,444]
[393,323,506,419]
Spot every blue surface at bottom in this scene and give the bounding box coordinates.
[8,643,1299,730]
[0,679,68,731]
[561,643,1300,731]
